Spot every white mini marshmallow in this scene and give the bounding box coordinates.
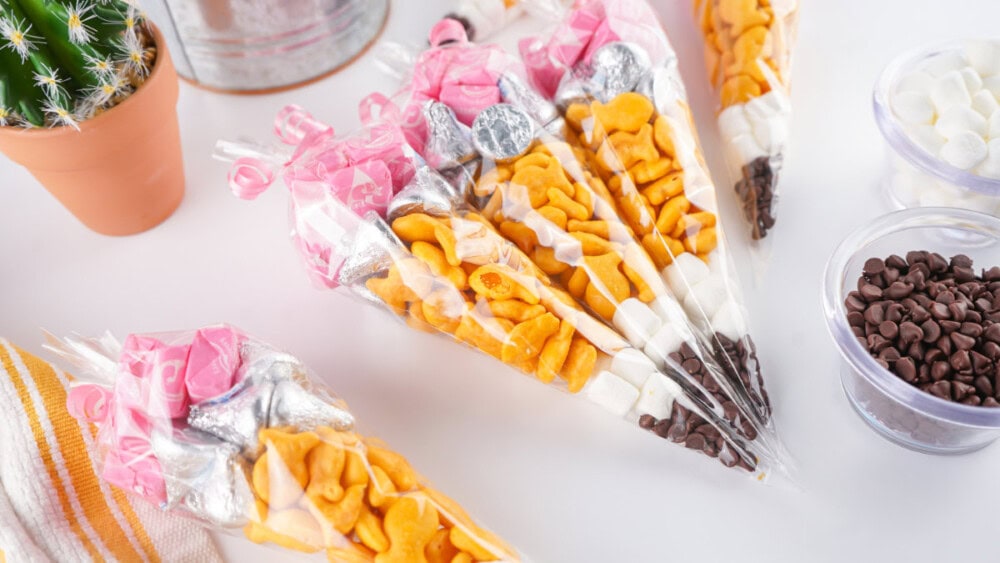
[728,133,767,163]
[663,252,711,299]
[684,276,728,319]
[982,75,1000,99]
[910,124,947,155]
[650,295,686,326]
[975,139,1000,180]
[971,90,1000,119]
[643,322,686,368]
[924,51,968,77]
[717,104,751,139]
[610,348,659,388]
[896,71,935,94]
[960,67,984,93]
[635,373,683,420]
[612,298,663,348]
[966,40,1000,77]
[892,91,935,125]
[940,130,989,170]
[934,105,988,138]
[931,70,972,112]
[711,299,748,341]
[585,371,640,417]
[989,110,1000,138]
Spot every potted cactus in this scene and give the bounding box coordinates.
[0,0,184,235]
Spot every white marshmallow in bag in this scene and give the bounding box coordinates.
[930,70,972,112]
[585,371,640,417]
[960,67,984,93]
[910,124,947,155]
[650,294,686,326]
[683,276,729,319]
[663,253,711,300]
[643,322,686,368]
[711,299,748,341]
[612,298,663,348]
[934,105,988,138]
[924,51,967,77]
[635,373,683,420]
[610,349,659,388]
[975,139,1000,180]
[729,133,767,163]
[983,75,1000,100]
[718,104,751,139]
[989,111,1000,138]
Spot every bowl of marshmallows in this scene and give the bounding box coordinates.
[875,40,1000,215]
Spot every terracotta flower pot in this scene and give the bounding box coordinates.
[0,25,185,236]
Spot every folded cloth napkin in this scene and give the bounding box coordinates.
[0,339,223,563]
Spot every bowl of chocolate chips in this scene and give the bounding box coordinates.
[824,207,1000,454]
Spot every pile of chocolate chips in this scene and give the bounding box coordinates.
[735,156,776,240]
[845,251,1000,406]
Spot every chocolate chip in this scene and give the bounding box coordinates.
[985,324,1000,344]
[886,254,908,269]
[953,381,976,401]
[863,306,885,325]
[638,414,656,429]
[931,361,952,381]
[846,292,866,312]
[884,281,914,299]
[951,332,977,351]
[897,357,917,382]
[921,320,942,343]
[899,322,923,345]
[879,321,899,340]
[975,375,994,397]
[864,258,886,276]
[929,380,952,400]
[861,284,883,302]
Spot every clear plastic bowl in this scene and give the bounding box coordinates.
[822,208,1000,454]
[874,42,1000,216]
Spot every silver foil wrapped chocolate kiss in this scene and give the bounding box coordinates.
[471,103,535,162]
[387,166,460,222]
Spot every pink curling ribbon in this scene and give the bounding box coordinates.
[121,335,192,420]
[359,18,510,154]
[229,157,277,201]
[520,0,672,98]
[67,384,112,423]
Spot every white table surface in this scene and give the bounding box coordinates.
[3,1,1000,562]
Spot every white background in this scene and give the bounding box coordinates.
[3,1,1000,562]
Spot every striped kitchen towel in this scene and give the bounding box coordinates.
[0,339,223,562]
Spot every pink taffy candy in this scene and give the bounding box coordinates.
[120,335,192,419]
[102,449,166,504]
[185,326,245,404]
[67,384,112,423]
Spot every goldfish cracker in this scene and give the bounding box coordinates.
[468,265,540,304]
[305,431,347,503]
[488,299,547,323]
[356,504,390,553]
[653,115,676,157]
[327,544,377,563]
[367,443,420,492]
[433,224,462,267]
[720,74,761,107]
[307,483,365,536]
[582,253,630,304]
[655,195,691,234]
[566,266,589,300]
[512,151,552,172]
[375,497,440,563]
[622,261,657,303]
[452,554,473,563]
[537,205,568,230]
[717,0,770,36]
[411,241,467,290]
[560,338,598,393]
[641,173,685,206]
[501,312,560,364]
[678,212,718,234]
[565,102,593,132]
[546,188,589,221]
[426,528,461,563]
[628,157,673,185]
[571,181,595,216]
[607,124,658,169]
[367,266,417,316]
[684,227,719,255]
[510,160,571,206]
[342,446,370,489]
[537,320,575,384]
[642,233,674,267]
[449,526,499,562]
[584,281,618,320]
[368,465,399,509]
[617,191,656,236]
[392,214,442,244]
[454,312,512,359]
[590,93,655,134]
[245,508,323,553]
[499,221,538,254]
[533,246,571,275]
[255,429,319,509]
[422,289,464,334]
[406,300,435,333]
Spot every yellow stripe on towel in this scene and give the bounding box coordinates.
[0,344,104,562]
